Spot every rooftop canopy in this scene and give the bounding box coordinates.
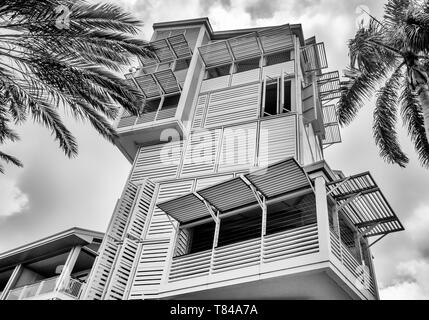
[326,173,404,237]
[157,158,312,224]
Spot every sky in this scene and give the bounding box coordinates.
[1,0,429,300]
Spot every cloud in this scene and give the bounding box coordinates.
[0,178,29,219]
[244,0,279,20]
[380,260,429,300]
[405,205,429,259]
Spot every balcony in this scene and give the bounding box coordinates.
[155,159,402,300]
[5,276,84,300]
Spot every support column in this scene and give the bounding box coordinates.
[209,212,220,276]
[0,264,22,300]
[55,246,81,293]
[314,175,331,260]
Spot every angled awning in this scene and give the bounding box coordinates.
[301,42,328,72]
[198,24,294,68]
[321,104,341,146]
[141,34,193,66]
[131,69,181,98]
[326,173,404,237]
[157,158,312,224]
[317,71,342,102]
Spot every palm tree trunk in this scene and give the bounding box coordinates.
[418,85,429,142]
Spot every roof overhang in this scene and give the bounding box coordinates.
[158,158,312,224]
[0,228,103,272]
[326,173,404,237]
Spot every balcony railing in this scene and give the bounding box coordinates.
[168,223,319,283]
[117,107,177,129]
[5,276,83,300]
[330,230,376,297]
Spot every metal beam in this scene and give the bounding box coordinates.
[337,192,362,211]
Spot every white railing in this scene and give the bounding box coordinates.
[169,223,319,283]
[117,107,178,129]
[5,276,83,300]
[330,230,376,297]
[60,278,84,298]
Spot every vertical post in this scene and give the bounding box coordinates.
[260,197,267,267]
[0,264,22,300]
[314,175,331,260]
[55,246,81,293]
[209,213,220,275]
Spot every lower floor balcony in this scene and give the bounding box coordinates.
[155,159,402,300]
[5,276,84,300]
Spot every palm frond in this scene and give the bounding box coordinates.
[373,66,409,167]
[400,85,429,168]
[0,150,23,173]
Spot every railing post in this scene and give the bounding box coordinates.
[55,246,81,293]
[209,212,220,276]
[313,175,331,260]
[260,197,267,267]
[0,264,22,300]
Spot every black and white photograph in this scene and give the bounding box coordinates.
[0,0,429,309]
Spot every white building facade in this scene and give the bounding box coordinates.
[81,18,404,300]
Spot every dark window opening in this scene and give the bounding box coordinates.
[143,98,161,113]
[162,94,180,110]
[187,222,215,254]
[266,193,317,236]
[217,208,262,247]
[234,57,260,73]
[266,51,291,66]
[174,58,191,72]
[264,82,278,117]
[206,64,231,79]
[283,81,292,112]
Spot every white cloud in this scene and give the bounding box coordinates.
[0,178,29,219]
[380,260,429,300]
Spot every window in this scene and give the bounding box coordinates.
[205,64,232,79]
[157,62,173,72]
[234,57,260,73]
[174,58,191,72]
[263,82,278,117]
[161,94,180,110]
[187,222,216,255]
[262,80,292,117]
[143,98,161,113]
[265,50,291,66]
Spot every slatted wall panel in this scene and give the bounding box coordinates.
[191,94,208,129]
[104,238,139,300]
[204,83,260,128]
[258,116,297,166]
[218,122,257,172]
[84,236,119,300]
[128,180,195,300]
[131,142,183,182]
[263,61,295,79]
[181,130,221,176]
[128,240,171,299]
[146,180,194,240]
[230,69,260,86]
[200,75,230,93]
[84,182,140,300]
[195,174,234,190]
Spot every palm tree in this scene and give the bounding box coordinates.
[0,0,152,173]
[338,0,429,168]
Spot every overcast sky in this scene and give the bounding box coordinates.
[1,0,429,300]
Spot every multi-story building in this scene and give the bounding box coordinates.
[82,18,404,300]
[0,228,103,300]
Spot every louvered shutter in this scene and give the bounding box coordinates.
[204,83,260,128]
[131,142,183,182]
[128,180,194,300]
[218,122,258,172]
[192,94,208,129]
[258,116,297,166]
[181,129,221,176]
